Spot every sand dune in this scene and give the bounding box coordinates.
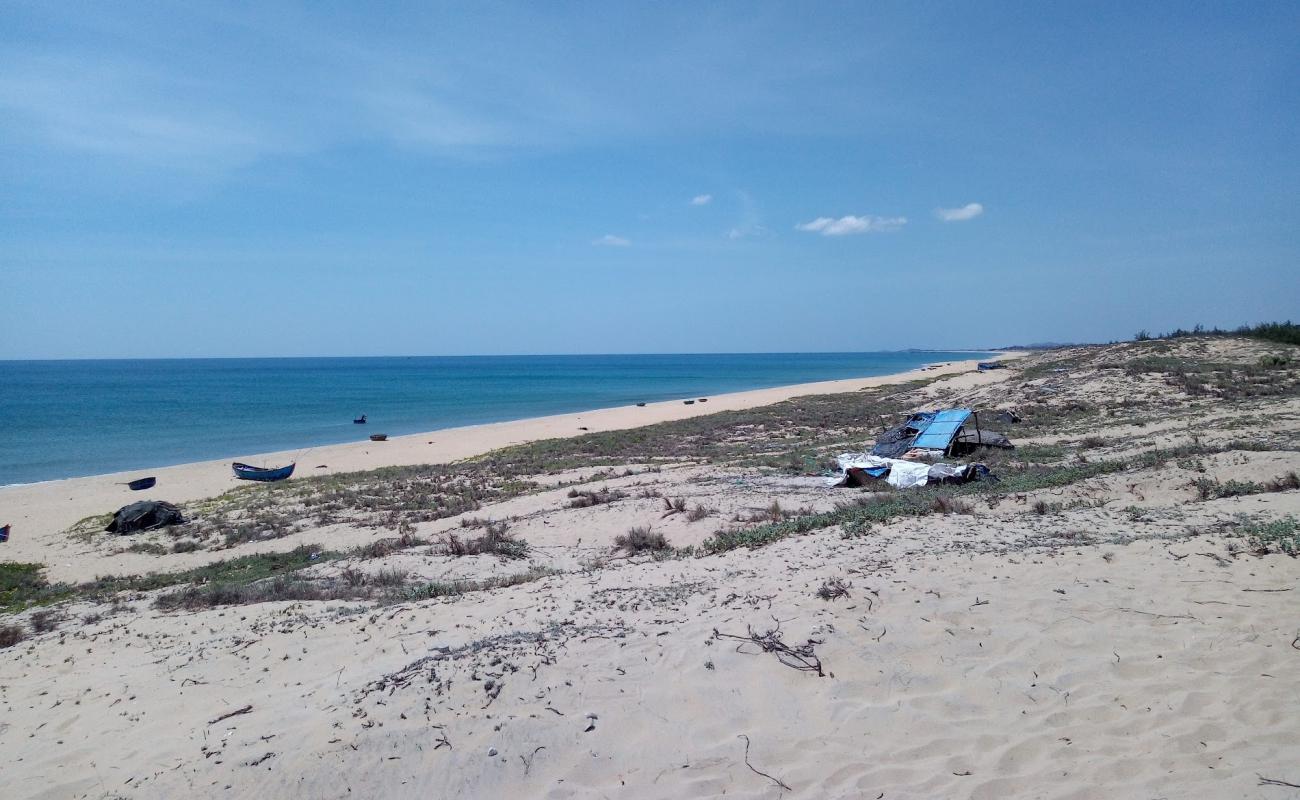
[3,340,1299,799]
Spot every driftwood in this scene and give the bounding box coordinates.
[713,620,825,677]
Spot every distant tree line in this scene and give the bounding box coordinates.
[1134,321,1299,346]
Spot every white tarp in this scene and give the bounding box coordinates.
[828,453,932,489]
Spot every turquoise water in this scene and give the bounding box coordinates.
[0,352,989,485]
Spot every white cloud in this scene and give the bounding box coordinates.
[593,234,630,246]
[690,194,712,205]
[935,202,984,222]
[796,215,907,236]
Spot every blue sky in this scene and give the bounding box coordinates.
[1,1,1296,358]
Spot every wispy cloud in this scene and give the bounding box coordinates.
[690,194,712,205]
[0,5,880,175]
[724,189,766,239]
[935,202,984,222]
[796,215,907,236]
[593,234,630,246]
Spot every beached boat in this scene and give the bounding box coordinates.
[124,476,156,491]
[232,462,295,482]
[353,414,367,424]
[369,433,388,442]
[0,524,9,543]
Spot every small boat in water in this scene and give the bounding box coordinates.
[232,462,295,482]
[369,433,388,442]
[123,477,156,491]
[354,414,367,424]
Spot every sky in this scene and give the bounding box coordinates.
[1,1,1296,358]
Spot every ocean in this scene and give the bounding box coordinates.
[0,352,990,485]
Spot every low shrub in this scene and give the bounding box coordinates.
[445,522,528,559]
[614,526,669,553]
[0,624,25,649]
[567,487,628,508]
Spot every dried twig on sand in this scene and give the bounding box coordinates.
[208,704,253,725]
[738,734,791,790]
[1259,774,1300,788]
[815,578,851,601]
[713,620,825,677]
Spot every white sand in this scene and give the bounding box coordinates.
[3,343,1298,800]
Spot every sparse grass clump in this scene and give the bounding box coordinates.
[686,504,716,522]
[358,532,428,559]
[1268,471,1300,492]
[566,486,628,508]
[1192,472,1299,501]
[815,578,851,601]
[405,567,558,600]
[0,624,25,649]
[931,495,974,515]
[445,522,528,559]
[29,609,61,633]
[615,526,670,553]
[661,496,688,516]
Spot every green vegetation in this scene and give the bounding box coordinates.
[1239,516,1299,556]
[701,456,1166,555]
[404,567,559,601]
[615,526,670,553]
[1,563,72,613]
[1136,321,1300,347]
[1192,471,1300,501]
[445,522,529,559]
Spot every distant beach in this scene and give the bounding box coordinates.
[0,351,991,485]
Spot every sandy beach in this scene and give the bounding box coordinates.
[0,356,1002,583]
[2,339,1299,800]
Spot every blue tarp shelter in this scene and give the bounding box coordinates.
[910,408,973,451]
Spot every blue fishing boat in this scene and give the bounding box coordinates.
[123,476,156,491]
[232,462,295,482]
[0,524,9,543]
[353,414,367,424]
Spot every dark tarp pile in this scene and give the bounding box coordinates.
[830,407,1013,489]
[105,501,184,534]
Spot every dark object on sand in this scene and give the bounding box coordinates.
[698,398,708,403]
[927,462,997,485]
[990,409,1021,424]
[0,524,9,543]
[578,427,589,431]
[957,429,1014,450]
[232,462,296,482]
[122,476,156,491]
[873,408,1013,458]
[353,414,367,424]
[977,361,1006,371]
[683,399,695,405]
[636,402,646,407]
[105,501,184,534]
[369,433,388,442]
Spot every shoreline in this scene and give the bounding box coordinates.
[0,354,1014,567]
[1,351,1000,489]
